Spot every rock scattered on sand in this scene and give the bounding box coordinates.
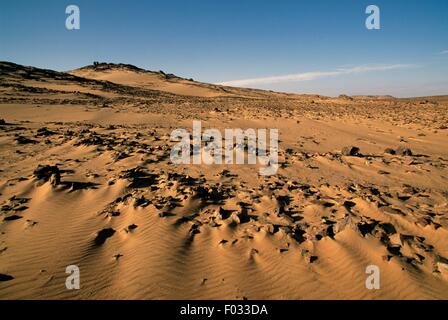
[120,167,159,188]
[195,185,232,203]
[1,196,30,213]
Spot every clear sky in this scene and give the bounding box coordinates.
[1,0,447,97]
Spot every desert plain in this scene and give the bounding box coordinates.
[0,61,447,299]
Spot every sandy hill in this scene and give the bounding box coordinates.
[1,61,313,101]
[0,61,327,110]
[68,62,309,99]
[0,61,179,99]
[69,62,222,97]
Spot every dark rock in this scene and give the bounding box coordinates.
[343,200,357,210]
[159,212,175,218]
[292,226,306,243]
[0,119,6,125]
[396,146,413,156]
[322,202,335,208]
[108,211,120,217]
[26,219,38,227]
[415,254,425,263]
[167,173,199,186]
[436,255,448,264]
[65,181,98,191]
[301,250,318,263]
[0,274,14,281]
[379,222,397,235]
[381,206,405,216]
[49,173,60,186]
[358,221,378,237]
[112,152,129,161]
[94,228,116,245]
[33,164,61,185]
[120,167,158,188]
[236,207,251,224]
[195,185,230,203]
[217,207,232,220]
[263,224,280,234]
[113,254,123,260]
[402,186,417,194]
[416,217,430,227]
[326,225,335,239]
[134,195,150,207]
[3,215,22,221]
[15,136,37,144]
[75,133,105,146]
[397,194,411,201]
[175,213,197,225]
[36,127,56,136]
[276,195,291,207]
[342,146,360,156]
[384,148,396,155]
[209,221,221,227]
[387,244,402,256]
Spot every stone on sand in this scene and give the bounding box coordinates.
[0,274,14,281]
[341,146,360,156]
[94,228,116,245]
[396,146,413,156]
[33,164,61,185]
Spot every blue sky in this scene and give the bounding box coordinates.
[0,0,447,97]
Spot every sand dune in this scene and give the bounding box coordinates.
[68,62,306,99]
[69,63,225,98]
[1,62,448,299]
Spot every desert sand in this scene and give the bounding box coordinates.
[0,61,447,299]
